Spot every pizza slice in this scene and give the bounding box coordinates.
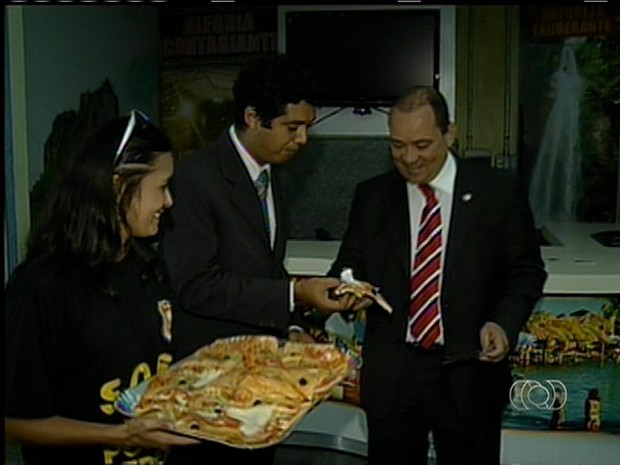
[243,350,286,371]
[233,372,307,409]
[332,268,393,313]
[277,366,337,399]
[281,341,351,374]
[135,385,194,417]
[202,335,280,359]
[225,404,278,439]
[173,411,243,443]
[333,281,393,313]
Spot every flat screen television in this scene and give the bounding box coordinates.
[280,8,440,108]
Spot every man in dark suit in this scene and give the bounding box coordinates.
[161,55,349,464]
[329,86,547,465]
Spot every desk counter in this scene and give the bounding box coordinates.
[285,222,620,294]
[284,401,620,465]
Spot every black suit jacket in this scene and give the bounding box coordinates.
[329,158,547,419]
[161,131,294,357]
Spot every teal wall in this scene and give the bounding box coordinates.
[5,5,161,272]
[23,5,161,189]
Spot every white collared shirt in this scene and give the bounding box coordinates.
[229,125,275,248]
[229,126,296,314]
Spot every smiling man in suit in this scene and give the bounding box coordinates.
[161,54,350,465]
[329,86,547,465]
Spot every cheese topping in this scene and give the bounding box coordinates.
[226,404,276,436]
[192,369,223,388]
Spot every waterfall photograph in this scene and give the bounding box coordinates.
[521,8,620,225]
[528,43,584,227]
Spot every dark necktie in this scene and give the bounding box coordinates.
[255,169,270,239]
[408,184,442,348]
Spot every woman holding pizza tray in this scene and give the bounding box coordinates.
[5,110,200,465]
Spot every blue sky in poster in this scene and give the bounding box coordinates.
[534,296,610,317]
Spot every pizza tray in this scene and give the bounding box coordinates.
[115,335,352,449]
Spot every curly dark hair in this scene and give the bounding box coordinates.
[232,54,318,129]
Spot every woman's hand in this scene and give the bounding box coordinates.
[5,415,199,450]
[119,416,200,450]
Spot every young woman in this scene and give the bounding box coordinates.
[5,110,199,465]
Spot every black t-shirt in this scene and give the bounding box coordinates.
[5,250,176,465]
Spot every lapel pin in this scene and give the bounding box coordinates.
[461,193,473,202]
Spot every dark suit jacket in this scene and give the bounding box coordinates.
[329,158,547,420]
[160,131,294,357]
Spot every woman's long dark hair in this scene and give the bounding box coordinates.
[26,113,172,272]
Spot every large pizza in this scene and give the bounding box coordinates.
[125,335,351,448]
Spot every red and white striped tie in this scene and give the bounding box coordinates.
[408,184,442,348]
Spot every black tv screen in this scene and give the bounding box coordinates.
[283,9,440,107]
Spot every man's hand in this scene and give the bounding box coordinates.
[345,295,373,312]
[287,328,315,343]
[294,277,359,313]
[479,321,510,362]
